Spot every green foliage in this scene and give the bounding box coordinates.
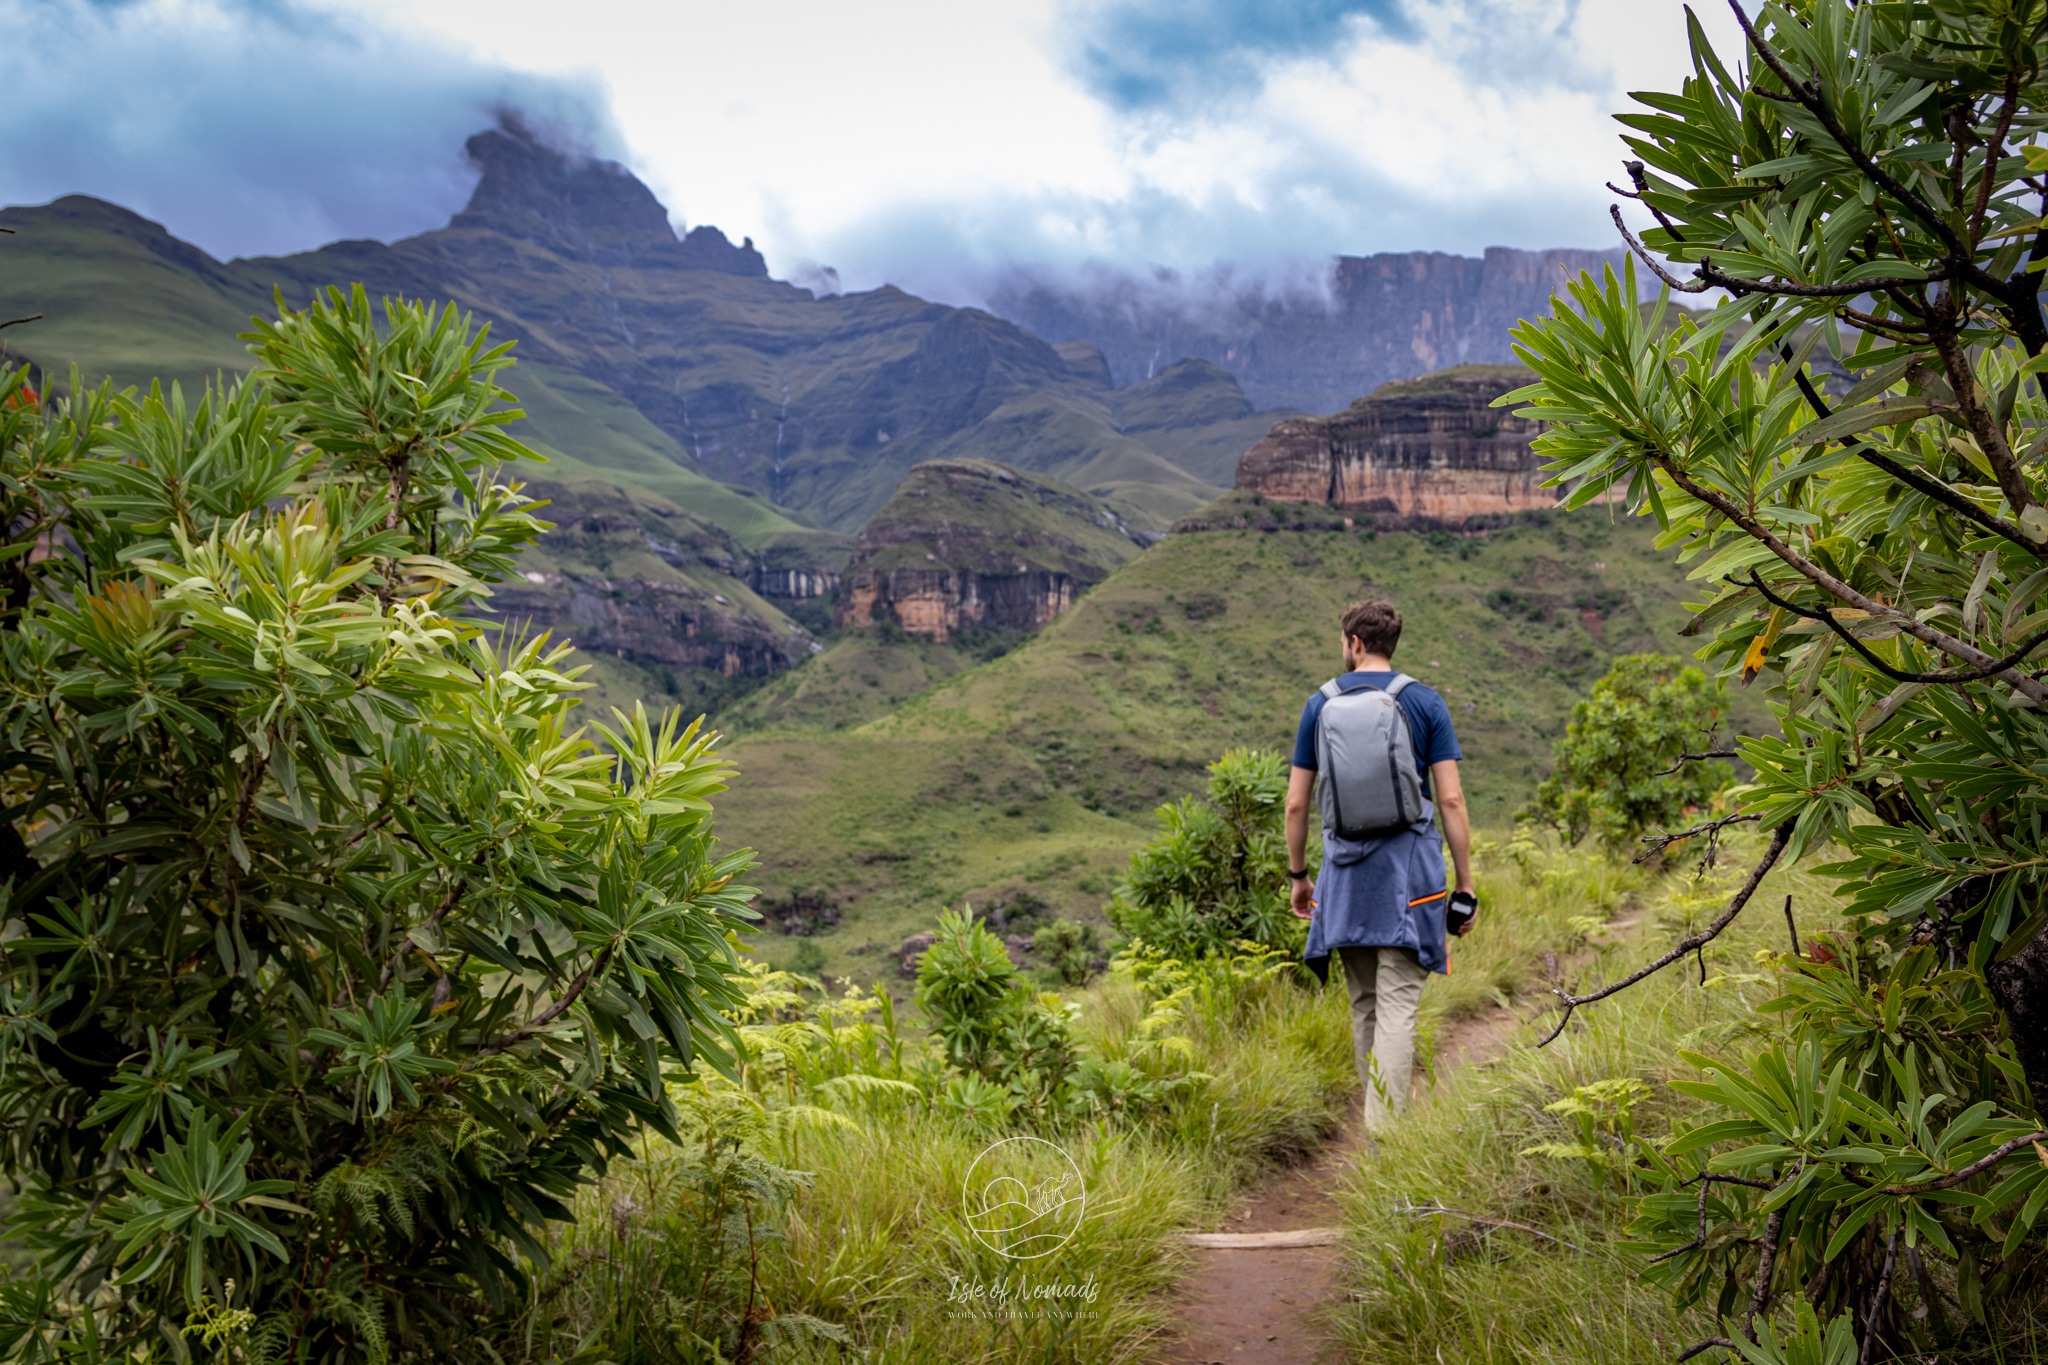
[1506,5,2048,1357]
[1523,654,1733,851]
[0,288,758,1357]
[914,909,1081,1124]
[1107,748,1305,959]
[1036,918,1103,986]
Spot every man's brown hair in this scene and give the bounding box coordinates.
[1341,600,1402,659]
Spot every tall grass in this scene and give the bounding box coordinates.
[1328,831,1852,1363]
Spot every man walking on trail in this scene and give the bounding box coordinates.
[1286,600,1474,1130]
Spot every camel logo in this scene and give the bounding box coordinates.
[961,1135,1086,1259]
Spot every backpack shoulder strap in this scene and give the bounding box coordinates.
[1384,673,1417,697]
[1318,678,1345,700]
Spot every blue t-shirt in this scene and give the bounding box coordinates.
[1292,671,1462,799]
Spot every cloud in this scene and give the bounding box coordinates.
[1066,0,1405,110]
[0,0,615,261]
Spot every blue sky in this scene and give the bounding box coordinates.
[0,0,1739,301]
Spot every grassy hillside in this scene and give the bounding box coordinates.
[715,497,1757,983]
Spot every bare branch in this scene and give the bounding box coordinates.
[379,874,468,991]
[1399,1200,1592,1254]
[1678,1339,1741,1363]
[1648,1180,1714,1264]
[1538,824,1791,1046]
[1860,1226,1901,1365]
[1783,894,1800,958]
[465,943,616,1068]
[1636,812,1760,864]
[1653,748,1739,777]
[0,315,41,331]
[1746,1158,1804,1341]
[1610,205,1713,293]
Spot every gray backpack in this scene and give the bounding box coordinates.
[1314,674,1427,840]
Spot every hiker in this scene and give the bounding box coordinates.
[1286,599,1475,1130]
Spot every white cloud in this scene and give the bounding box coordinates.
[5,0,1749,287]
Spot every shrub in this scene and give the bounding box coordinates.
[1521,654,1732,852]
[913,909,1077,1124]
[1035,918,1102,985]
[1107,747,1304,959]
[0,289,755,1358]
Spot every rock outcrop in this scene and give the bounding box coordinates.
[836,459,1145,642]
[989,247,1623,413]
[484,479,816,680]
[1234,365,1591,527]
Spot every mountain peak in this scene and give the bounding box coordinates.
[449,121,764,276]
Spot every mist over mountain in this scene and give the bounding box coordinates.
[984,246,1626,413]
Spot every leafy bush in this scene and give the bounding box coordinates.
[913,909,1078,1124]
[1035,918,1102,985]
[1107,747,1304,959]
[1522,654,1732,852]
[1507,5,2048,1357]
[0,290,755,1358]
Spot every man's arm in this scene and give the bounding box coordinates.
[1432,758,1474,898]
[1285,765,1315,918]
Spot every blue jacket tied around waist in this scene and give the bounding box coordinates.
[1302,802,1450,981]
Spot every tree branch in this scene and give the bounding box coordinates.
[1860,1225,1901,1365]
[1653,749,1739,777]
[1785,364,2047,559]
[1728,1,1972,269]
[1636,812,1760,866]
[464,943,615,1068]
[1538,824,1791,1047]
[1649,451,2048,701]
[0,315,41,331]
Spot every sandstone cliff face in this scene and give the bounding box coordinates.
[835,459,1144,642]
[1234,365,1584,526]
[989,247,1623,414]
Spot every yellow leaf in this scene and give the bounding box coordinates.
[1743,607,1785,686]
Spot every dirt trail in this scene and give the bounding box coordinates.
[1156,906,1651,1365]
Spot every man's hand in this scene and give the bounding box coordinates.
[1290,875,1314,920]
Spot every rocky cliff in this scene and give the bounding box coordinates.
[837,459,1145,642]
[1234,365,1588,527]
[987,247,1623,414]
[487,478,818,681]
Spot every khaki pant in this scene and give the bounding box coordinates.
[1338,945,1429,1130]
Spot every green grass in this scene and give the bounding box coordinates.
[1327,830,1847,1364]
[716,503,1770,988]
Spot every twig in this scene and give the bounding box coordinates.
[1783,362,2048,560]
[1400,1200,1592,1255]
[1635,813,1760,864]
[1538,825,1791,1046]
[378,875,468,990]
[1736,570,2048,685]
[0,315,40,331]
[1653,749,1738,777]
[1648,1181,1714,1264]
[1783,895,1800,957]
[1871,1130,2048,1195]
[463,943,615,1069]
[1746,1158,1804,1341]
[1861,1225,1901,1365]
[1677,1339,1741,1362]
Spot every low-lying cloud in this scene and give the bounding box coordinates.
[0,0,615,261]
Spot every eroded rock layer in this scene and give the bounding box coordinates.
[1234,365,1594,526]
[835,459,1144,642]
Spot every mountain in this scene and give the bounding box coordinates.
[986,247,1625,414]
[0,120,1307,710]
